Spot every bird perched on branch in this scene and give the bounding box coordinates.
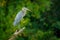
[13,7,31,27]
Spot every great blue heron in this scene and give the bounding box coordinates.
[13,7,31,27]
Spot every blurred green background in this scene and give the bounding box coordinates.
[0,0,60,40]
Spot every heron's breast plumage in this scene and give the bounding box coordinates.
[13,11,26,26]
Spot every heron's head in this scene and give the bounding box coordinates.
[22,7,31,12]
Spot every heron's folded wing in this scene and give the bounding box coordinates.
[13,11,23,26]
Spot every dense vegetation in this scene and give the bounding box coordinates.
[0,0,60,40]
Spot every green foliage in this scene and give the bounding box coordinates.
[0,0,60,40]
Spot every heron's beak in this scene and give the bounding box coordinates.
[26,8,32,12]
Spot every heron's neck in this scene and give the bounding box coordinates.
[22,10,27,14]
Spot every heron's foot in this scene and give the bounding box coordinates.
[16,30,19,32]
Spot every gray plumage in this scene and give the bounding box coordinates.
[13,7,31,26]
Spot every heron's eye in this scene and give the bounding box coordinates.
[24,9,26,10]
[23,8,25,10]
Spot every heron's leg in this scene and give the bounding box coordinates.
[18,24,21,29]
[16,24,20,32]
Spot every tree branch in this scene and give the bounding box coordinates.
[9,27,25,40]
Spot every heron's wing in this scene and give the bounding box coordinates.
[13,11,23,26]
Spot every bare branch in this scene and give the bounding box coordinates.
[9,27,25,40]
